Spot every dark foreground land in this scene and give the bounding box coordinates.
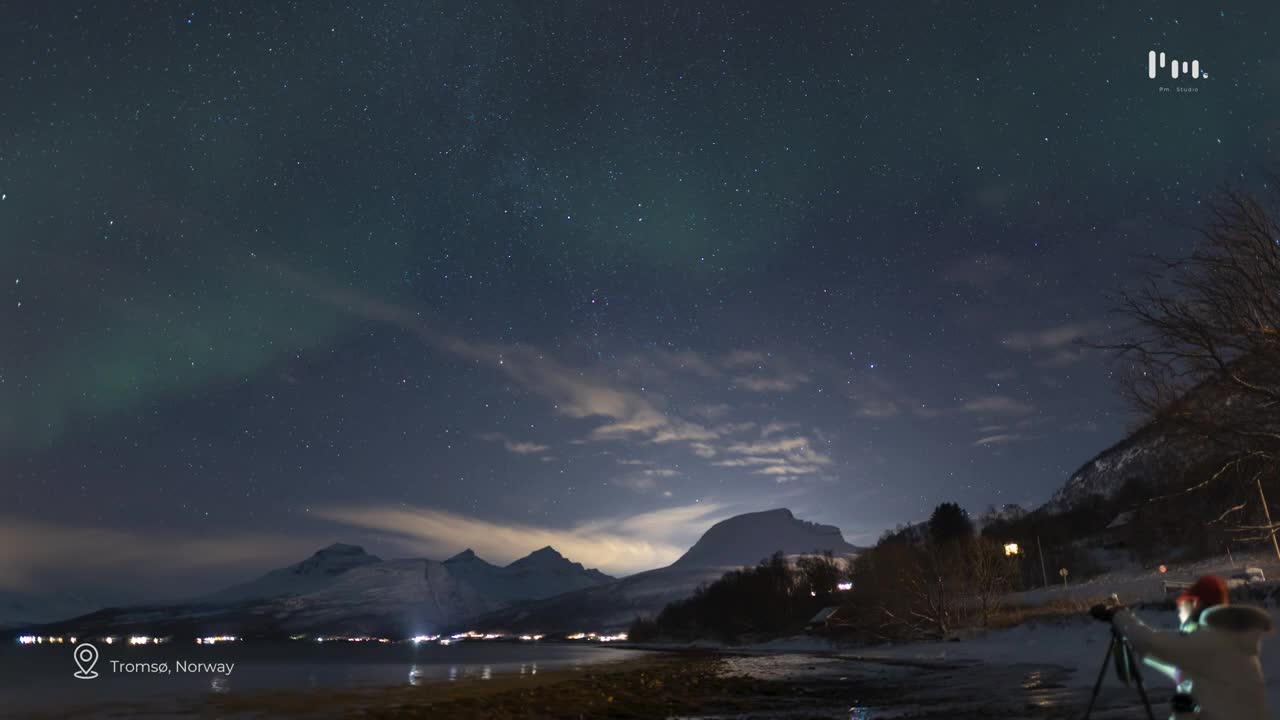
[24,650,1163,719]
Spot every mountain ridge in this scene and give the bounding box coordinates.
[461,507,862,633]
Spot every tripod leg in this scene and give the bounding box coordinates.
[1119,632,1158,720]
[1082,640,1114,719]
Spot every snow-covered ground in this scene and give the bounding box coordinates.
[1008,550,1280,606]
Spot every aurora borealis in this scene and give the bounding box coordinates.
[2,1,1278,602]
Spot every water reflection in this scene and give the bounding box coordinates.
[1021,667,1070,708]
[481,665,492,680]
[448,665,458,682]
[408,665,423,686]
[210,676,231,694]
[848,706,870,719]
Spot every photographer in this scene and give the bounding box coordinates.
[1091,576,1273,720]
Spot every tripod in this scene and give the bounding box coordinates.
[1081,627,1157,720]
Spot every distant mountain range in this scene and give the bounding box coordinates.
[458,508,862,633]
[12,508,861,638]
[17,543,614,639]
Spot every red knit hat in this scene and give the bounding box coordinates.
[1177,575,1229,609]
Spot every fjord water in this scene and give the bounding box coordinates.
[0,641,640,715]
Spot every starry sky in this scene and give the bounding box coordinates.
[3,1,1278,603]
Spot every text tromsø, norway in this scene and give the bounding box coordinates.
[109,660,235,675]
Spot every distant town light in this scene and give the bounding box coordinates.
[837,581,853,591]
[198,635,238,645]
[1158,564,1168,574]
[1004,543,1020,556]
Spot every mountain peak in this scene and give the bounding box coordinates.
[317,543,367,555]
[507,546,568,569]
[673,508,858,568]
[288,544,381,576]
[446,548,479,562]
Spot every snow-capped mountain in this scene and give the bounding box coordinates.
[440,546,612,605]
[201,543,383,603]
[18,545,614,638]
[464,508,862,633]
[673,509,859,567]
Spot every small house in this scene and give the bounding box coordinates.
[806,606,848,631]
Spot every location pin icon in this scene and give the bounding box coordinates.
[73,643,99,679]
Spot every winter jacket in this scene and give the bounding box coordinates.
[1113,604,1273,720]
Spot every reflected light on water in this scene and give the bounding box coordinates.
[409,665,423,686]
[849,707,871,720]
[210,676,230,694]
[1021,668,1069,708]
[481,665,492,680]
[448,665,458,682]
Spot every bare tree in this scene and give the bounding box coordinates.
[965,537,1018,626]
[1099,185,1280,535]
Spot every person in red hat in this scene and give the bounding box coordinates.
[1092,574,1273,720]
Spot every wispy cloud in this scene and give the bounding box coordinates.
[734,372,810,392]
[973,433,1022,447]
[761,421,797,437]
[315,502,729,575]
[722,350,767,367]
[611,468,680,494]
[715,436,832,480]
[690,442,717,458]
[283,274,720,454]
[285,270,827,472]
[1000,321,1103,368]
[479,432,550,455]
[846,374,912,419]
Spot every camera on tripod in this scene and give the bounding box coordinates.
[1084,607,1196,720]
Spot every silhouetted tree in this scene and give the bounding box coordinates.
[627,551,827,642]
[796,551,843,602]
[928,502,974,547]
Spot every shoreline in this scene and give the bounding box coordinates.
[17,642,1171,719]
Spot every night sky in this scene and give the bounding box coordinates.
[3,1,1278,603]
